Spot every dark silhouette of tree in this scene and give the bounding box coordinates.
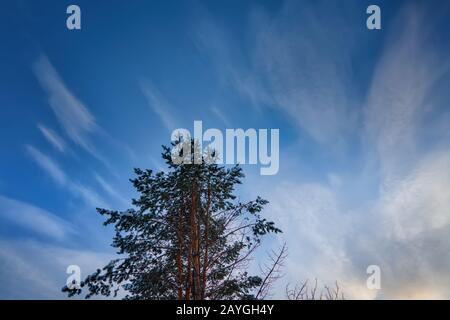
[63,139,282,300]
[286,279,345,300]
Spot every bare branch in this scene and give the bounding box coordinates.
[286,279,345,300]
[255,243,288,300]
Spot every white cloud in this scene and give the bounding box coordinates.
[33,55,97,153]
[37,124,66,153]
[364,5,450,185]
[94,174,129,208]
[244,3,450,299]
[69,183,107,209]
[264,150,449,299]
[193,1,358,146]
[0,240,117,299]
[32,55,116,171]
[140,79,176,131]
[379,152,449,241]
[359,6,450,299]
[193,13,264,112]
[211,105,231,127]
[0,195,75,241]
[327,173,342,189]
[266,182,373,299]
[26,144,66,185]
[26,145,107,208]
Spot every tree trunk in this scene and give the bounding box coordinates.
[191,183,202,300]
[201,185,211,299]
[176,208,184,300]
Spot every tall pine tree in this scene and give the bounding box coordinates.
[63,140,281,300]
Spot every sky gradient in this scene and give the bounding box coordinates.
[0,0,449,299]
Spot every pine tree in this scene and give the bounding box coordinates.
[63,139,281,300]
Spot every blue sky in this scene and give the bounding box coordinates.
[0,0,449,299]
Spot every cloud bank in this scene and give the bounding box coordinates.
[194,1,450,299]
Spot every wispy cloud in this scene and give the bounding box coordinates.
[32,55,117,171]
[0,240,117,299]
[26,144,107,208]
[0,195,75,241]
[266,149,450,299]
[37,123,66,153]
[140,79,176,131]
[193,1,358,146]
[69,183,108,209]
[244,2,450,299]
[95,174,129,208]
[26,144,66,185]
[266,182,374,299]
[33,55,97,152]
[356,4,449,299]
[211,105,231,127]
[364,4,450,185]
